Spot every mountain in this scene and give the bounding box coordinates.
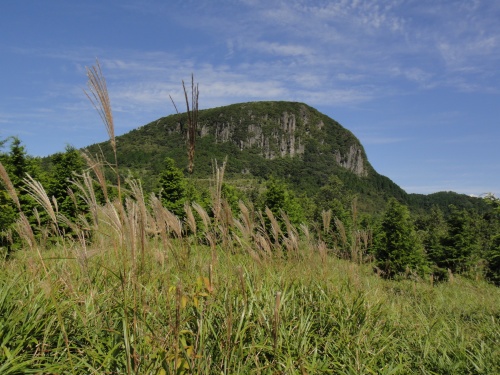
[83,101,486,214]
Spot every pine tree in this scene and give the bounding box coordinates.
[373,198,428,278]
[440,205,480,274]
[476,194,500,284]
[0,137,40,252]
[417,206,449,280]
[157,157,187,217]
[47,146,86,223]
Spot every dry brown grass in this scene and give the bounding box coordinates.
[84,59,121,201]
[0,161,21,211]
[170,74,199,174]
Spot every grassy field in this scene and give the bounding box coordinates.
[1,64,498,374]
[1,234,499,374]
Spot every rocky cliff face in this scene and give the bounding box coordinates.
[167,102,368,177]
[334,145,367,176]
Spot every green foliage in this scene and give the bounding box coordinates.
[440,205,481,274]
[6,99,500,286]
[0,137,42,252]
[221,182,244,214]
[262,177,304,225]
[416,206,449,280]
[1,243,499,373]
[486,235,500,285]
[373,198,428,278]
[157,157,188,217]
[409,190,491,216]
[1,130,500,373]
[46,146,87,223]
[479,194,500,284]
[83,101,406,215]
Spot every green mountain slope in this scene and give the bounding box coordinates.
[83,101,485,214]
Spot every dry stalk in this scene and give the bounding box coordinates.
[254,231,273,259]
[123,198,138,267]
[192,202,211,230]
[99,200,124,246]
[238,201,254,238]
[0,161,21,211]
[81,150,109,201]
[211,158,227,222]
[184,76,199,174]
[220,199,234,229]
[14,212,36,250]
[71,172,99,228]
[23,174,60,235]
[321,209,332,234]
[236,266,247,305]
[317,240,328,264]
[163,208,183,239]
[170,74,199,174]
[184,202,197,236]
[84,59,121,201]
[265,207,282,247]
[281,211,300,257]
[127,178,148,268]
[233,219,245,238]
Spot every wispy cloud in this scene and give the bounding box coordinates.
[246,41,313,57]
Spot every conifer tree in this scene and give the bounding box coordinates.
[373,198,428,278]
[0,137,40,251]
[482,194,500,284]
[440,205,480,273]
[48,146,86,223]
[157,157,187,217]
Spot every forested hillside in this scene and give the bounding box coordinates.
[1,98,498,284]
[83,101,486,215]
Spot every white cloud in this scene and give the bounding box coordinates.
[249,41,313,57]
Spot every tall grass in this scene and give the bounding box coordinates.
[1,63,499,374]
[1,239,499,373]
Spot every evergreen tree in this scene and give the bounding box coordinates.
[373,198,428,278]
[157,157,187,217]
[0,180,17,253]
[440,205,480,274]
[416,206,449,280]
[479,194,500,284]
[0,137,41,252]
[47,146,86,223]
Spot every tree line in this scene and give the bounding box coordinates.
[1,136,499,285]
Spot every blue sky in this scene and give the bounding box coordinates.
[1,0,499,196]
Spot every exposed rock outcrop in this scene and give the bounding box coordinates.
[334,145,367,177]
[165,102,368,177]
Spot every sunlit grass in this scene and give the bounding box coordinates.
[1,239,499,374]
[1,61,498,374]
